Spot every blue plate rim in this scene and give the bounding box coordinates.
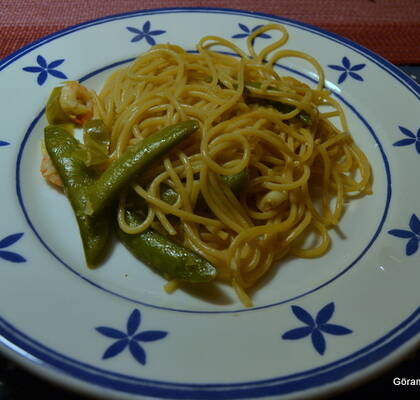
[0,308,418,397]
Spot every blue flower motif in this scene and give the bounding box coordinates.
[393,126,420,154]
[388,214,420,256]
[0,140,10,147]
[0,233,26,263]
[232,23,271,40]
[328,57,366,84]
[95,309,167,365]
[22,55,67,86]
[282,303,352,355]
[126,21,166,45]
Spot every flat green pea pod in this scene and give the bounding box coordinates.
[74,119,111,167]
[221,168,249,194]
[85,120,199,216]
[116,207,216,283]
[243,81,313,126]
[45,87,72,125]
[159,168,249,207]
[159,183,179,206]
[44,125,112,268]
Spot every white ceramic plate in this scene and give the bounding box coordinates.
[0,7,419,399]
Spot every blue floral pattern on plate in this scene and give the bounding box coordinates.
[95,309,168,365]
[393,126,420,154]
[232,23,271,39]
[328,57,366,84]
[282,303,352,355]
[0,140,10,147]
[126,21,166,45]
[22,55,67,86]
[0,233,26,263]
[388,214,420,256]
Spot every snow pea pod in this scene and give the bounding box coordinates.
[44,125,112,268]
[74,119,111,167]
[45,87,72,125]
[116,206,216,283]
[159,168,249,207]
[243,81,312,126]
[220,168,249,194]
[85,120,199,216]
[247,96,312,126]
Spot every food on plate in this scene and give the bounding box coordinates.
[41,24,372,306]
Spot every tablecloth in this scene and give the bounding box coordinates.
[1,0,420,64]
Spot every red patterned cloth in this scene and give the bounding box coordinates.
[1,0,419,64]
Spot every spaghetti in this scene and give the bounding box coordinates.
[93,24,372,306]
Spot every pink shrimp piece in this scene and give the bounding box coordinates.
[40,150,62,187]
[59,81,94,126]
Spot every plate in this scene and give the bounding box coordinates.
[0,7,419,399]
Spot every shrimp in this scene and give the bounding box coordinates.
[59,81,94,125]
[40,145,62,188]
[41,82,101,186]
